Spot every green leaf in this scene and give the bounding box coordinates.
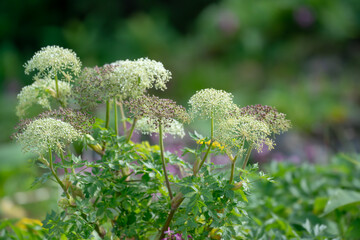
[322,189,360,216]
[71,154,82,164]
[181,147,196,156]
[239,190,248,202]
[31,172,52,188]
[189,131,204,141]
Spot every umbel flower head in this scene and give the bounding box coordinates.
[16,78,71,118]
[216,115,274,153]
[15,108,94,136]
[15,118,81,156]
[24,45,81,82]
[72,65,118,111]
[188,88,236,120]
[135,117,185,138]
[239,104,291,135]
[126,95,189,128]
[109,58,171,99]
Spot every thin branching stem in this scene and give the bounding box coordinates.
[159,116,215,238]
[59,150,69,174]
[105,100,110,129]
[229,150,242,184]
[196,140,214,176]
[49,148,70,199]
[159,122,173,200]
[126,118,137,143]
[240,144,253,175]
[114,97,118,135]
[118,99,127,135]
[55,73,60,98]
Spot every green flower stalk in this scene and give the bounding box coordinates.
[126,95,189,200]
[16,78,71,118]
[15,117,81,156]
[24,45,82,82]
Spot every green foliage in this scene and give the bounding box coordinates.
[246,153,360,239]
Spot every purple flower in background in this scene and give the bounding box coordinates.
[163,227,192,239]
[216,9,239,36]
[294,7,315,28]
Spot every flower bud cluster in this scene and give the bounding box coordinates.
[24,46,81,81]
[188,88,236,120]
[216,115,274,152]
[16,78,71,118]
[135,117,185,138]
[73,65,118,111]
[126,95,189,128]
[109,58,171,98]
[15,118,81,156]
[239,104,291,135]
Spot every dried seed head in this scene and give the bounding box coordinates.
[24,46,81,82]
[72,65,118,111]
[126,95,189,128]
[239,104,291,135]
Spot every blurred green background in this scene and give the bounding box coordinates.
[1,0,360,221]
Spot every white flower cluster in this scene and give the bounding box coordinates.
[216,115,274,152]
[24,46,81,81]
[16,78,71,118]
[109,58,171,98]
[135,117,185,138]
[15,118,81,156]
[188,88,236,120]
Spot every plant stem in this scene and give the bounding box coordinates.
[49,149,70,199]
[240,144,253,175]
[118,99,127,135]
[229,151,241,184]
[52,150,104,238]
[158,138,214,239]
[158,115,215,238]
[229,160,236,184]
[126,118,137,143]
[55,73,60,98]
[54,73,65,107]
[159,122,173,200]
[59,151,69,174]
[105,100,110,129]
[158,208,178,240]
[210,114,214,140]
[114,97,118,135]
[196,140,214,176]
